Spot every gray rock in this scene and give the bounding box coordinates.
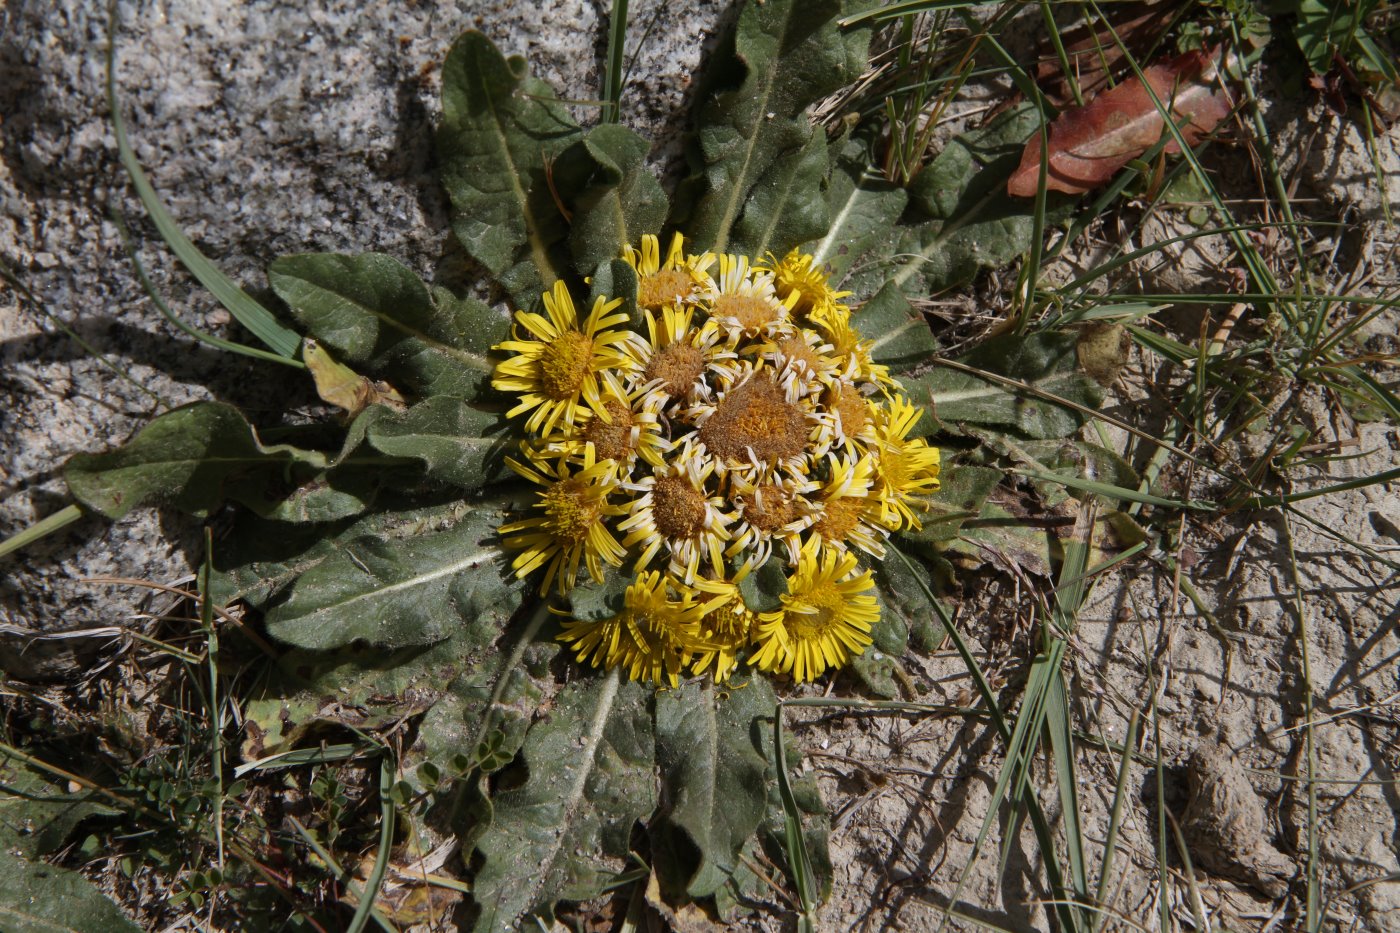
[0,0,727,636]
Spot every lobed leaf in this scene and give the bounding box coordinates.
[64,402,325,520]
[554,124,668,273]
[263,499,523,650]
[899,332,1104,440]
[1007,50,1231,197]
[361,396,513,490]
[670,0,870,255]
[469,673,656,930]
[269,253,504,401]
[652,680,773,899]
[439,31,582,305]
[801,136,907,289]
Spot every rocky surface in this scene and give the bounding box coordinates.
[0,0,727,634]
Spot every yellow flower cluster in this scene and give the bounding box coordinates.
[491,235,941,685]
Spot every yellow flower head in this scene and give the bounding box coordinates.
[765,249,852,318]
[709,254,795,340]
[624,233,716,311]
[492,281,636,435]
[491,239,942,685]
[750,550,878,683]
[556,571,711,688]
[872,396,942,530]
[618,459,733,584]
[686,579,756,684]
[499,445,626,596]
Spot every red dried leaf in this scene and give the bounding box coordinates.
[1008,50,1231,197]
[1034,2,1182,108]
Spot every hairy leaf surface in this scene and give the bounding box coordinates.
[0,850,140,933]
[671,0,870,254]
[653,680,773,898]
[900,333,1103,439]
[439,31,582,304]
[263,499,523,650]
[64,402,324,520]
[555,124,667,273]
[469,673,655,930]
[269,252,503,400]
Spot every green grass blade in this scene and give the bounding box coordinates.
[112,209,306,368]
[347,752,399,933]
[0,504,85,561]
[106,4,302,359]
[772,705,817,931]
[601,0,630,123]
[1011,468,1213,510]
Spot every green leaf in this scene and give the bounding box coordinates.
[872,542,948,657]
[0,756,116,860]
[469,672,656,930]
[241,621,500,761]
[0,850,140,933]
[856,281,939,374]
[897,462,1002,546]
[739,558,789,614]
[263,499,524,650]
[439,31,583,305]
[588,259,641,329]
[269,253,504,400]
[732,124,830,258]
[847,609,906,698]
[984,437,1139,509]
[671,0,871,254]
[363,396,512,490]
[899,333,1103,439]
[419,629,558,781]
[555,124,667,274]
[653,679,773,898]
[801,138,908,288]
[210,498,473,609]
[566,573,633,623]
[847,103,1069,300]
[63,402,324,520]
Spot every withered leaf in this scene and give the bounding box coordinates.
[1009,50,1231,197]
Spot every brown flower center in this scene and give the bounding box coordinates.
[812,496,864,543]
[713,293,778,333]
[652,476,707,539]
[582,400,634,463]
[539,331,594,400]
[638,269,694,310]
[831,391,868,437]
[644,342,705,398]
[739,483,794,533]
[778,336,820,374]
[699,375,807,466]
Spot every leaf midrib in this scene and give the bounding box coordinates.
[476,55,560,290]
[517,670,621,922]
[709,12,793,254]
[283,545,502,621]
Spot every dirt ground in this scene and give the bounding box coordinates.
[3,2,1400,931]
